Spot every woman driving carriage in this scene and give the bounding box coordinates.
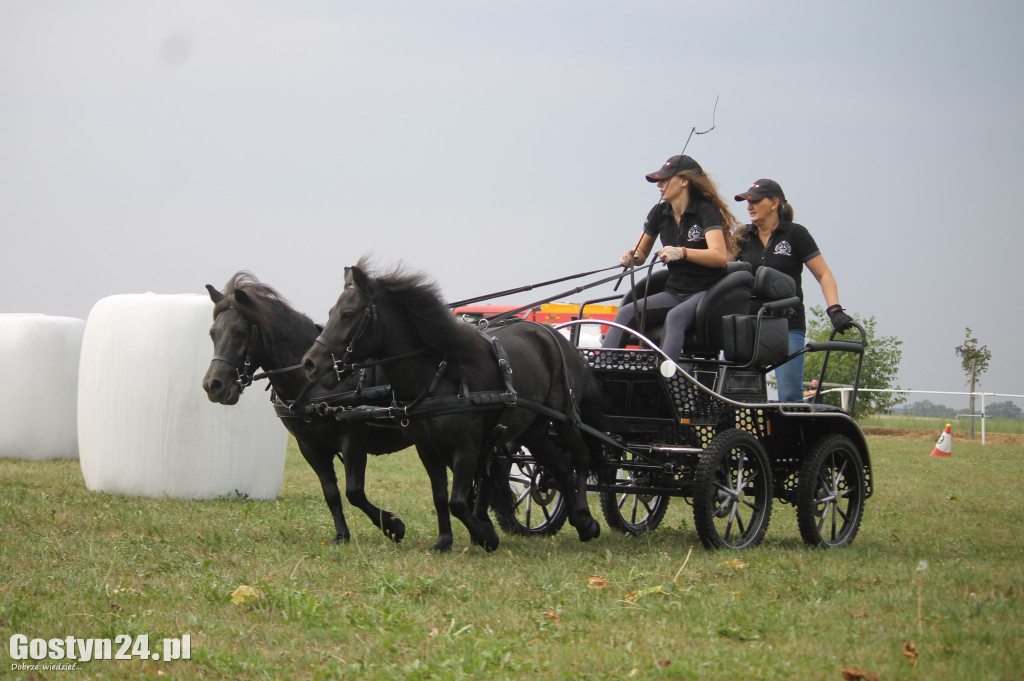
[600,154,740,359]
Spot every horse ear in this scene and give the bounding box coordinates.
[206,284,224,304]
[349,266,370,291]
[234,289,254,308]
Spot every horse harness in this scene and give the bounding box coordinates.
[311,316,590,450]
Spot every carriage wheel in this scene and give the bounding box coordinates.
[489,447,568,536]
[693,429,773,549]
[599,450,669,534]
[796,434,866,548]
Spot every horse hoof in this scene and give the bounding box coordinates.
[577,519,600,543]
[329,533,351,545]
[385,518,406,543]
[429,536,454,553]
[473,531,500,553]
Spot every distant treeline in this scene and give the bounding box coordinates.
[893,400,1023,420]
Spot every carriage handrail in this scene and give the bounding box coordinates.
[805,339,864,353]
[761,296,803,312]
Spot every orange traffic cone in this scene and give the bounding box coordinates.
[930,424,952,457]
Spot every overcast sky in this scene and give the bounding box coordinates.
[2,0,1022,410]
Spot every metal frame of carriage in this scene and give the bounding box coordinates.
[485,263,873,550]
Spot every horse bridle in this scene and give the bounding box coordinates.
[314,298,377,383]
[211,307,261,392]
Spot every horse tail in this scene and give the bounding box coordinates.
[575,363,607,465]
[545,326,607,466]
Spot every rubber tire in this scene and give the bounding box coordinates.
[693,429,773,549]
[796,434,866,548]
[490,448,568,536]
[599,449,670,535]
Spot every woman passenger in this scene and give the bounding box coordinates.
[734,178,853,402]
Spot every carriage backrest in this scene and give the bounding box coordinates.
[685,264,754,355]
[751,266,798,311]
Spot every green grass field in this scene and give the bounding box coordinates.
[2,434,1022,680]
[861,414,1024,435]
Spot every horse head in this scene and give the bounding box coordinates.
[202,283,263,405]
[302,265,376,390]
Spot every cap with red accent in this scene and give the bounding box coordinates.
[734,179,786,202]
[645,155,704,182]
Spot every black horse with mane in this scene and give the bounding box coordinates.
[201,272,410,545]
[301,258,605,552]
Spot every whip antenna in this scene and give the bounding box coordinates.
[680,95,719,155]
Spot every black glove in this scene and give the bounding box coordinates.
[826,304,854,333]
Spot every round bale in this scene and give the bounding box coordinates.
[0,314,85,460]
[78,293,287,499]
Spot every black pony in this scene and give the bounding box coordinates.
[202,272,409,545]
[301,258,604,552]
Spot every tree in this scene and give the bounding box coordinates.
[897,400,955,418]
[986,400,1022,420]
[954,327,991,438]
[803,305,905,418]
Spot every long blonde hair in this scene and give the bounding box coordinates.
[678,169,741,258]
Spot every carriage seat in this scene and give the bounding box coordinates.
[616,261,754,357]
[721,266,801,366]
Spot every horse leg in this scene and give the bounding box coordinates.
[552,422,601,542]
[449,449,500,552]
[523,423,600,542]
[296,440,350,544]
[416,447,455,553]
[339,428,406,543]
[471,451,493,523]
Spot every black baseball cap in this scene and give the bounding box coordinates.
[645,155,704,182]
[734,179,786,202]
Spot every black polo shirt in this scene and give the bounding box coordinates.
[643,196,726,295]
[736,220,821,331]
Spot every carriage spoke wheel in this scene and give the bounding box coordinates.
[797,434,865,548]
[693,429,772,549]
[490,447,568,536]
[599,450,669,534]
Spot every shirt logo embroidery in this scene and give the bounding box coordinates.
[687,224,703,242]
[773,240,792,256]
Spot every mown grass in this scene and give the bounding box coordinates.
[1,434,1022,680]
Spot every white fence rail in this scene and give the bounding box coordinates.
[817,388,1024,445]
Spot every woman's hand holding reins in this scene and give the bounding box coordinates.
[619,249,644,267]
[656,246,686,263]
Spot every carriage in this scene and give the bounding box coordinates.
[205,259,871,552]
[489,262,872,550]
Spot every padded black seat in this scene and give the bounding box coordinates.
[616,261,754,356]
[722,267,800,366]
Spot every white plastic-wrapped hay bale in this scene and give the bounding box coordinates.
[78,293,287,499]
[0,314,85,460]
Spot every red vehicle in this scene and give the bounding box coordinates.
[453,302,615,331]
